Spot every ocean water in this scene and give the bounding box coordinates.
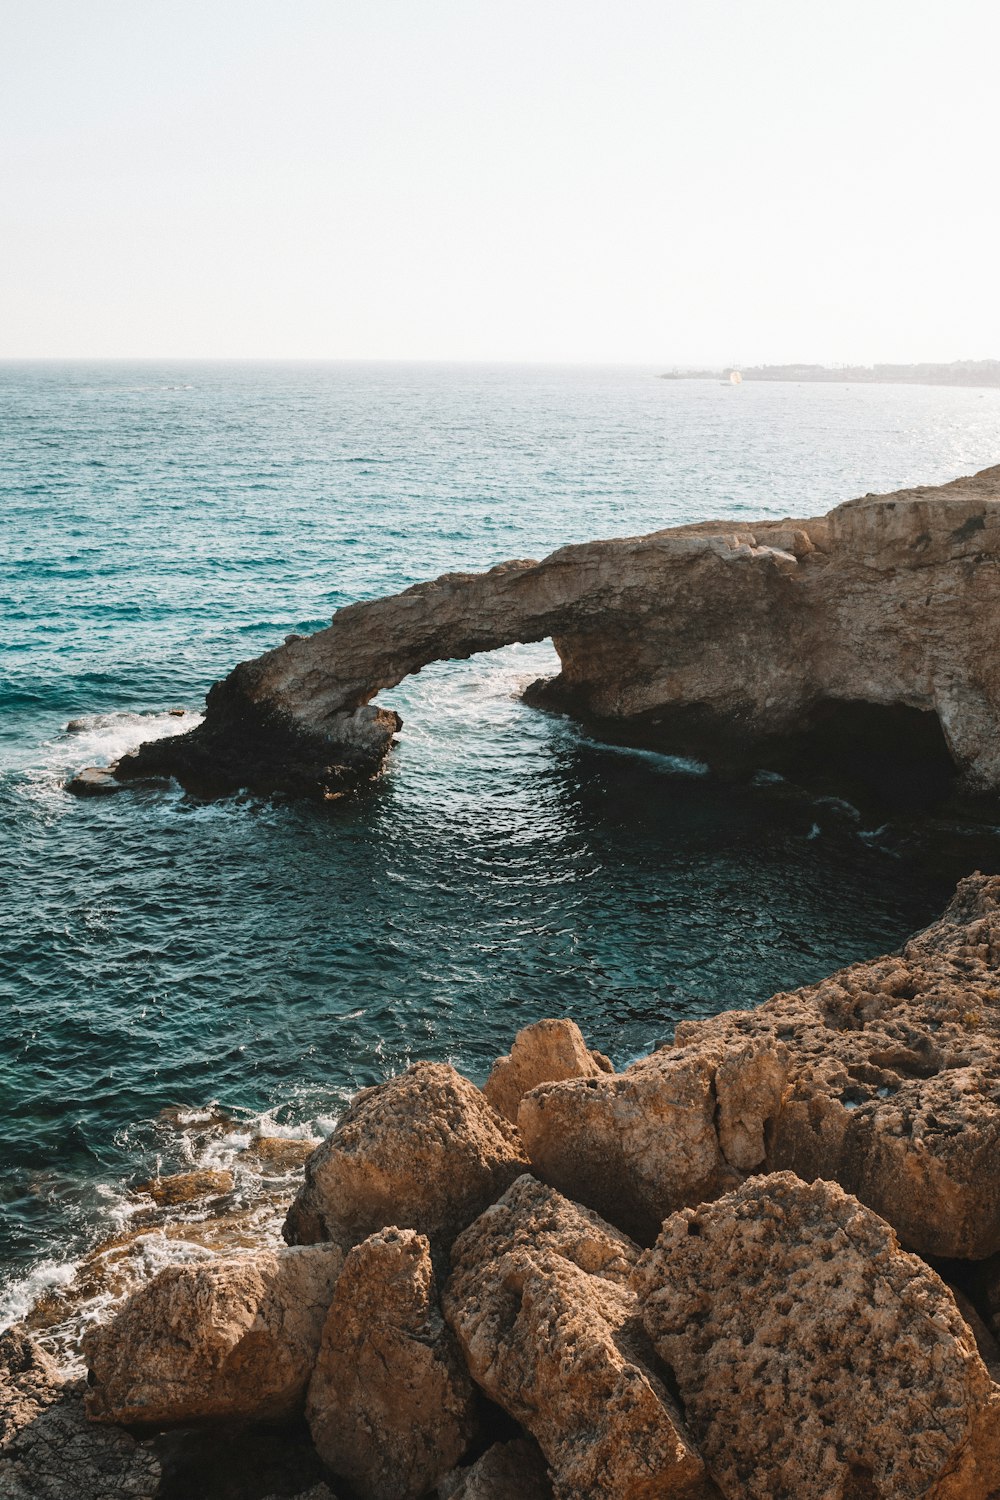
[3,361,1000,1346]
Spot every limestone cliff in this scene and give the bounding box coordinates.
[103,465,1000,800]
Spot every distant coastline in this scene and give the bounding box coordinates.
[661,359,1000,388]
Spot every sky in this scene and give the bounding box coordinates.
[1,0,997,364]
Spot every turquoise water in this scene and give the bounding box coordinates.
[3,361,1000,1325]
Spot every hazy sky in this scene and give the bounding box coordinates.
[2,1,996,363]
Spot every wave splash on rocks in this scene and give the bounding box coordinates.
[6,874,1000,1498]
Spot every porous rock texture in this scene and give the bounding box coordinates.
[519,1032,786,1243]
[443,1174,711,1499]
[305,1227,478,1500]
[0,1328,161,1500]
[521,872,1000,1258]
[283,1062,528,1255]
[108,465,1000,798]
[437,1438,552,1500]
[635,1174,1000,1500]
[82,1243,343,1426]
[483,1018,610,1123]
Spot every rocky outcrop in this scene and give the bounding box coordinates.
[83,1244,343,1426]
[283,1062,527,1256]
[100,465,1000,800]
[519,1032,786,1242]
[443,1175,710,1499]
[635,1174,1000,1500]
[437,1439,552,1500]
[519,872,1000,1257]
[305,1227,478,1499]
[0,1329,161,1499]
[483,1019,611,1123]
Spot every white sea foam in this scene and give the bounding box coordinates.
[56,708,203,771]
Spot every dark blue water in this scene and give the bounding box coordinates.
[3,361,1000,1329]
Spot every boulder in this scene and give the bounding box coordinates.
[519,1033,786,1241]
[443,1175,710,1499]
[283,1063,527,1254]
[306,1227,478,1499]
[483,1019,609,1123]
[437,1438,552,1499]
[635,1173,1000,1500]
[0,1327,161,1499]
[83,1243,343,1426]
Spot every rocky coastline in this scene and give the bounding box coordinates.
[6,873,1000,1498]
[71,465,1000,805]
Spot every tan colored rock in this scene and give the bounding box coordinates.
[83,1243,343,1426]
[306,1227,478,1499]
[437,1438,552,1499]
[243,1135,317,1171]
[669,872,1000,1258]
[519,1033,786,1241]
[443,1175,710,1499]
[483,1019,608,1123]
[115,465,1000,799]
[635,1173,1000,1500]
[134,1167,234,1206]
[0,1328,161,1499]
[283,1062,527,1254]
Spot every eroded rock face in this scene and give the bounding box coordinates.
[283,1063,528,1256]
[306,1227,478,1499]
[82,1244,343,1426]
[635,1174,1000,1500]
[483,1019,609,1123]
[520,874,1000,1258]
[107,465,1000,799]
[0,1328,161,1500]
[672,872,1000,1259]
[437,1438,552,1500]
[443,1175,710,1499]
[519,1034,786,1242]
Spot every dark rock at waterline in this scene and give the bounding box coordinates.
[66,766,126,797]
[96,464,1000,803]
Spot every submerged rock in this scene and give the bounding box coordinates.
[108,465,1000,800]
[134,1168,234,1206]
[83,1244,343,1426]
[443,1176,710,1499]
[483,1019,610,1124]
[635,1173,1000,1500]
[306,1227,478,1499]
[283,1062,527,1256]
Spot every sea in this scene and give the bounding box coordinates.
[2,361,1000,1358]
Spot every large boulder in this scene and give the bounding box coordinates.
[437,1438,552,1500]
[83,1244,343,1426]
[483,1019,610,1123]
[306,1227,478,1499]
[443,1175,711,1499]
[0,1328,161,1500]
[635,1173,1000,1500]
[519,1034,786,1241]
[283,1063,527,1254]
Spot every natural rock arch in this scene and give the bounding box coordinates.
[102,465,1000,801]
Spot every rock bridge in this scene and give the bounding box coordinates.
[99,465,1000,802]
